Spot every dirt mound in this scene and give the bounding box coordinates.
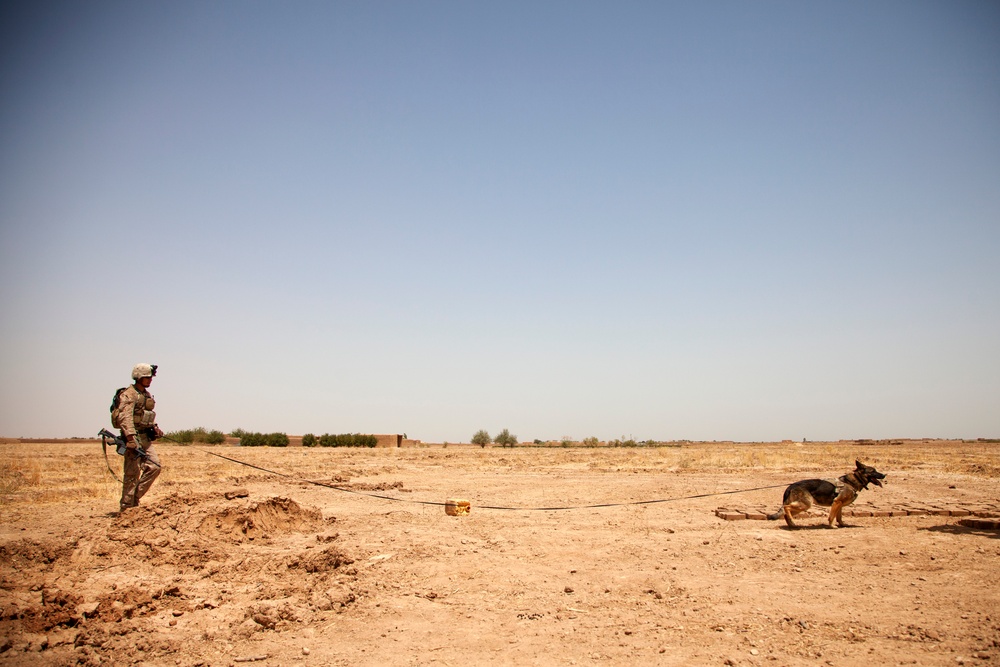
[112,493,326,537]
[99,494,334,571]
[106,494,329,556]
[194,496,326,542]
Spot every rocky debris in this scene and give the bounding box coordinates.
[347,480,408,492]
[310,586,357,611]
[0,539,74,568]
[288,545,354,573]
[316,530,340,543]
[247,600,301,630]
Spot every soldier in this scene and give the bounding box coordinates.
[112,363,163,511]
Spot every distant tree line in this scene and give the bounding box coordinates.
[164,427,226,445]
[236,431,290,447]
[470,429,518,447]
[302,433,377,448]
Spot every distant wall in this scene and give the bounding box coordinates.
[374,434,403,448]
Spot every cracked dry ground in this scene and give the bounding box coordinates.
[1,442,998,666]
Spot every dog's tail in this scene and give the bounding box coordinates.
[766,485,793,520]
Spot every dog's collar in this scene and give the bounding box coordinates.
[840,473,866,492]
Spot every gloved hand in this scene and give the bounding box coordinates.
[126,435,138,450]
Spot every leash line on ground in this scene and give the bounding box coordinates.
[194,446,786,512]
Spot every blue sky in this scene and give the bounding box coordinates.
[1,1,998,442]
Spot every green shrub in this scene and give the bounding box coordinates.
[236,432,288,447]
[165,429,194,444]
[239,432,265,447]
[318,433,377,448]
[205,430,226,445]
[267,432,289,447]
[471,430,491,447]
[165,427,225,445]
[302,433,316,447]
[582,436,600,447]
[494,428,518,447]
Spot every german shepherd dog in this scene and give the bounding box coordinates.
[767,460,886,529]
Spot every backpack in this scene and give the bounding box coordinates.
[110,387,128,428]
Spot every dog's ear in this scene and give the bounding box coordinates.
[856,460,864,469]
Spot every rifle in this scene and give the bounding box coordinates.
[98,428,150,458]
[98,428,160,483]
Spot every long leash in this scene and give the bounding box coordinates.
[100,434,123,484]
[192,445,787,512]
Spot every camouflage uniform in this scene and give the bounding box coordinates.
[113,384,162,510]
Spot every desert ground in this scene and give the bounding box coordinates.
[1,439,998,666]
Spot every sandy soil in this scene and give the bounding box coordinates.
[1,441,999,666]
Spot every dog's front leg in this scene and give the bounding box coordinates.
[829,499,852,527]
[828,500,844,528]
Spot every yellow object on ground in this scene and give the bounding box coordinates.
[445,498,471,516]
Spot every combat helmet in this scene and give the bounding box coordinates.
[131,363,158,380]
